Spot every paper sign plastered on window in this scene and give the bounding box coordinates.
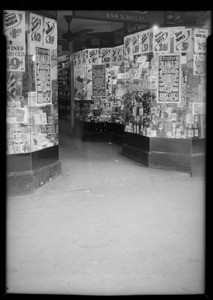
[153,28,170,54]
[30,13,43,46]
[194,28,209,54]
[132,32,140,55]
[4,10,26,72]
[124,35,133,59]
[173,27,192,53]
[44,17,57,49]
[140,29,151,54]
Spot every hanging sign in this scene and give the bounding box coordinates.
[173,27,192,53]
[88,49,100,64]
[153,28,170,54]
[193,53,206,75]
[194,28,209,53]
[140,29,151,54]
[117,45,124,64]
[92,64,106,97]
[157,55,181,103]
[44,17,57,49]
[30,13,43,47]
[4,10,26,72]
[35,47,51,105]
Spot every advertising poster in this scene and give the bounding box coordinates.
[30,13,43,51]
[124,35,133,60]
[173,27,192,53]
[194,28,209,53]
[140,29,151,54]
[88,49,100,64]
[101,48,112,65]
[92,64,106,97]
[193,53,206,75]
[153,28,170,54]
[35,47,52,105]
[157,55,180,103]
[132,32,140,55]
[7,107,28,124]
[44,17,57,49]
[4,10,26,72]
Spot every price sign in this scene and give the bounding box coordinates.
[132,32,140,55]
[140,29,151,54]
[194,28,209,53]
[153,28,170,54]
[173,27,192,53]
[30,13,43,46]
[44,17,57,49]
[4,10,26,72]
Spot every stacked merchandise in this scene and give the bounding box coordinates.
[6,11,59,154]
[123,26,209,138]
[73,45,125,124]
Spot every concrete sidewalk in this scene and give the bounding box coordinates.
[6,122,205,295]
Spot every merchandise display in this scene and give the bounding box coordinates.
[73,45,125,125]
[73,24,208,140]
[5,11,59,154]
[122,26,209,139]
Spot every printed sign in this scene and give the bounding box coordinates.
[7,107,28,124]
[92,64,106,97]
[44,17,57,49]
[4,10,26,71]
[35,47,51,105]
[153,28,170,53]
[88,49,100,64]
[194,53,206,75]
[157,55,180,103]
[117,45,124,63]
[124,35,133,59]
[194,28,209,53]
[30,13,43,47]
[140,29,151,54]
[101,48,111,64]
[173,27,192,53]
[132,32,140,55]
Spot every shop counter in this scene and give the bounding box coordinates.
[122,132,205,176]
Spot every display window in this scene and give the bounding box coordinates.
[5,10,58,154]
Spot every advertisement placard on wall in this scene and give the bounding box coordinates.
[35,47,52,105]
[30,13,43,52]
[44,17,57,49]
[153,28,170,54]
[4,10,26,72]
[173,27,193,53]
[194,28,209,53]
[7,107,28,124]
[157,55,181,103]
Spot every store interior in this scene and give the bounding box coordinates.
[5,10,211,195]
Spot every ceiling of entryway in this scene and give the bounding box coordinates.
[57,10,124,39]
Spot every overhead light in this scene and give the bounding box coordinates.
[152,25,159,30]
